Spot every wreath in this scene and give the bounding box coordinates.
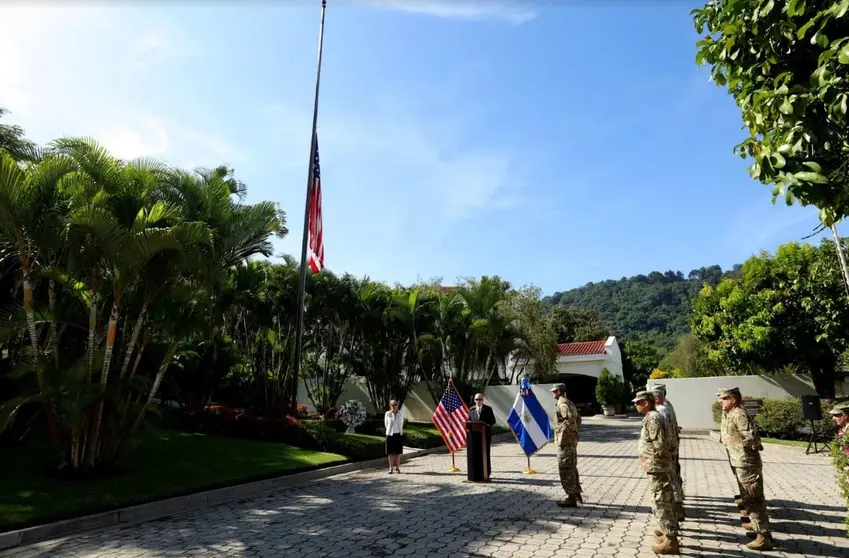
[337,399,367,433]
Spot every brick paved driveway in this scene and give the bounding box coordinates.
[4,418,848,557]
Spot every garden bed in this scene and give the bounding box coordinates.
[0,427,346,531]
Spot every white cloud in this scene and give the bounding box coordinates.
[357,0,538,24]
[0,4,228,168]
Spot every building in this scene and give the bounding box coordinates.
[555,336,624,380]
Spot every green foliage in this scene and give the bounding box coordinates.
[830,432,849,535]
[711,397,836,441]
[659,333,725,377]
[693,0,849,224]
[507,286,558,383]
[549,306,610,344]
[595,367,622,406]
[692,239,849,397]
[545,266,740,351]
[756,398,836,441]
[0,108,36,161]
[303,421,385,461]
[623,340,662,390]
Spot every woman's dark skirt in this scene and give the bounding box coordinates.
[386,433,403,456]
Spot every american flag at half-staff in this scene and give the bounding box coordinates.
[307,133,324,273]
[432,381,470,453]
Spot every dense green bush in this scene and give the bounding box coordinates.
[711,397,836,441]
[303,421,385,461]
[830,433,849,535]
[595,368,622,406]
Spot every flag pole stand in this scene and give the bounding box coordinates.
[523,455,537,475]
[448,452,460,473]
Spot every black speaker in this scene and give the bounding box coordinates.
[801,395,822,421]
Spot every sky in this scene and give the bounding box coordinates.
[0,0,828,295]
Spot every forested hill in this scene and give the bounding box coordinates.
[543,265,742,351]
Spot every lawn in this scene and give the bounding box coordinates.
[0,427,346,531]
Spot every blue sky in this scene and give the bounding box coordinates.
[0,1,826,295]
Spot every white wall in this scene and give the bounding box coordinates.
[555,359,606,379]
[297,379,564,427]
[649,374,849,430]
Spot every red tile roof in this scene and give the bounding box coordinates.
[556,340,607,357]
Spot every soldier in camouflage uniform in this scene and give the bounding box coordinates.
[634,390,680,554]
[551,383,582,507]
[651,385,684,522]
[717,387,774,551]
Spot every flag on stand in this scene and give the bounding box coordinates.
[432,381,470,453]
[507,377,553,456]
[307,134,324,273]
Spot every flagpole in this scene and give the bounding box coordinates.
[447,377,461,472]
[524,455,536,475]
[291,0,328,413]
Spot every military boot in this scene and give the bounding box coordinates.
[556,495,578,508]
[741,520,754,530]
[576,493,584,504]
[734,495,745,508]
[744,533,775,551]
[740,509,749,517]
[650,535,680,554]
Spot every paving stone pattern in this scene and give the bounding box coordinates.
[4,418,848,557]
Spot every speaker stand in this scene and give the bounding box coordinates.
[805,419,831,455]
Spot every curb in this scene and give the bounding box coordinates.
[0,432,514,552]
[708,430,721,443]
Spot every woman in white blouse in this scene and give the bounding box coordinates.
[384,399,404,474]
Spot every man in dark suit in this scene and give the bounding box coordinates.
[470,393,496,477]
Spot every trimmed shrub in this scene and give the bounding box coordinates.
[595,368,622,406]
[303,421,385,461]
[182,407,318,449]
[403,427,445,449]
[711,397,836,441]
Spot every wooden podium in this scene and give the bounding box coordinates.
[465,420,489,482]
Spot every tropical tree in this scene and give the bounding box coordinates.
[0,137,286,474]
[692,0,849,287]
[691,239,849,397]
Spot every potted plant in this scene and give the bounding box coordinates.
[595,368,622,417]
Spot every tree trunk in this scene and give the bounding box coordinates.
[86,291,97,383]
[48,279,59,365]
[24,273,67,467]
[120,306,146,378]
[830,223,849,298]
[22,275,39,362]
[86,300,121,468]
[129,342,177,438]
[811,366,836,400]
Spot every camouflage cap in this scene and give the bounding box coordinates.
[551,383,567,393]
[651,383,667,395]
[632,390,655,403]
[829,403,849,416]
[716,387,742,399]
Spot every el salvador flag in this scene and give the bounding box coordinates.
[507,377,554,456]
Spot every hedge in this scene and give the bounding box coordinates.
[183,408,513,459]
[711,398,836,441]
[303,421,385,461]
[831,434,849,535]
[181,408,385,461]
